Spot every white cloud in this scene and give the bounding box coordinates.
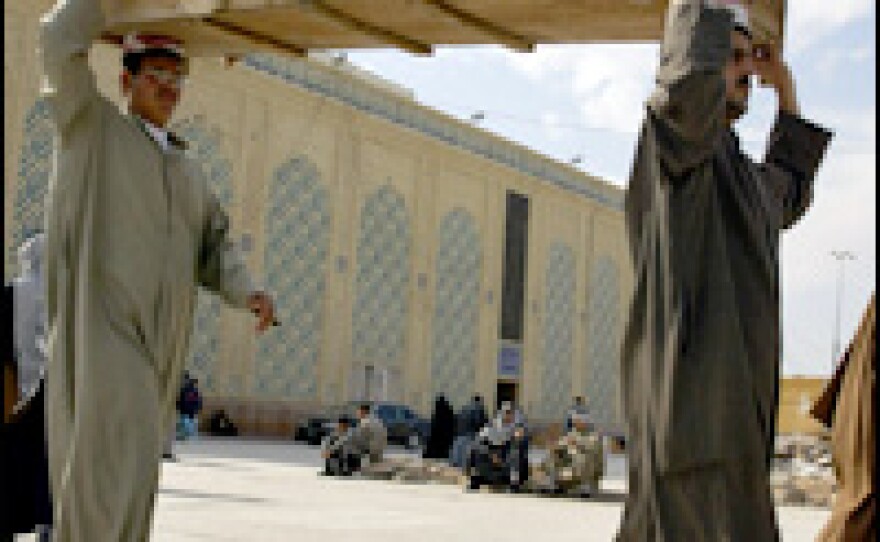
[540,111,565,142]
[786,0,874,52]
[810,45,875,79]
[503,44,658,135]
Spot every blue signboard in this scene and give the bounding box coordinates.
[498,344,522,378]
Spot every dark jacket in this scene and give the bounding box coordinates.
[177,382,203,418]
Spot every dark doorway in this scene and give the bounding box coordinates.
[495,381,518,412]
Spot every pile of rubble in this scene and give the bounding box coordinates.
[771,435,837,508]
[358,454,603,497]
[360,457,468,487]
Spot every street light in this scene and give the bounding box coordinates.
[830,250,857,373]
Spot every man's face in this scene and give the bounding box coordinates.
[123,56,186,128]
[724,30,755,123]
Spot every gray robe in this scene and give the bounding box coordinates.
[40,1,258,539]
[617,2,832,540]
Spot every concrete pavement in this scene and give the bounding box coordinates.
[144,438,830,542]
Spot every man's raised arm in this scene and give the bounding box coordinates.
[39,0,105,131]
[755,45,834,230]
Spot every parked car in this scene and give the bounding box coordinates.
[293,405,347,446]
[344,401,430,450]
[295,402,430,449]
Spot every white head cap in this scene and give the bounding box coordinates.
[728,5,752,36]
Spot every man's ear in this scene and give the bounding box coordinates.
[120,70,131,95]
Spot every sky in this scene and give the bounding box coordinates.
[343,1,876,377]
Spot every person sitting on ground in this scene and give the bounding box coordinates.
[534,412,604,498]
[207,409,239,437]
[564,396,590,433]
[348,404,388,468]
[466,403,530,492]
[450,395,489,468]
[320,416,359,477]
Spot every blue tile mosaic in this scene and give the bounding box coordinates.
[256,157,330,399]
[541,242,576,420]
[586,257,622,428]
[430,208,482,409]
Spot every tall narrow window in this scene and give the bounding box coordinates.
[500,192,530,342]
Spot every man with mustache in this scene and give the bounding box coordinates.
[617,1,832,539]
[39,0,276,539]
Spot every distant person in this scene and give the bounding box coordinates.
[424,394,456,460]
[466,403,530,492]
[177,376,203,440]
[450,395,489,468]
[535,412,604,498]
[3,277,52,541]
[349,404,387,466]
[207,409,239,437]
[320,417,358,477]
[12,234,48,399]
[564,396,590,432]
[164,370,190,461]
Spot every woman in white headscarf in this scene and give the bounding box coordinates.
[13,232,48,400]
[5,232,53,540]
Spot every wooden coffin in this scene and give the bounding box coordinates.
[100,0,786,58]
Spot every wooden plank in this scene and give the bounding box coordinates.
[101,0,786,58]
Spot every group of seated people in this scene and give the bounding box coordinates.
[318,400,604,497]
[463,402,604,496]
[320,403,388,477]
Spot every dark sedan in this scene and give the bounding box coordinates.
[369,403,430,449]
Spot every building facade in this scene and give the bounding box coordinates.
[777,377,831,436]
[5,1,633,434]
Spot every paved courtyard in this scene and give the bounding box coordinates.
[142,438,831,542]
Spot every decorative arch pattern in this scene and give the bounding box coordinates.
[352,186,412,375]
[585,256,623,428]
[541,242,576,420]
[173,118,234,394]
[255,157,331,399]
[430,208,482,408]
[9,100,53,274]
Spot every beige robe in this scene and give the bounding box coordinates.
[813,295,876,542]
[617,2,832,540]
[40,1,257,540]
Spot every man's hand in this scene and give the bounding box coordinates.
[247,292,277,334]
[753,43,800,117]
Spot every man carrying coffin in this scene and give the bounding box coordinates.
[618,0,832,539]
[39,0,276,539]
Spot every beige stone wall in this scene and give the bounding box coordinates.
[778,377,830,436]
[6,1,631,435]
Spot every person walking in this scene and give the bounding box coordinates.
[617,1,832,539]
[39,1,277,538]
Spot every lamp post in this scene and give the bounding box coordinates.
[830,250,857,373]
